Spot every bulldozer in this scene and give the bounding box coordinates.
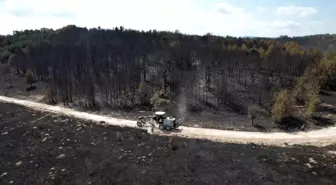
[137,111,180,131]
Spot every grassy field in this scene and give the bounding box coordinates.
[1,103,336,184]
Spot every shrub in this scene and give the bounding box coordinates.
[305,88,320,116]
[271,90,292,123]
[248,105,258,126]
[25,69,37,88]
[150,89,172,110]
[45,86,57,104]
[248,105,270,126]
[292,72,308,103]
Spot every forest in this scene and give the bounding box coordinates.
[0,25,335,124]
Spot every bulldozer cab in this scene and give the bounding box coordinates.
[154,111,166,124]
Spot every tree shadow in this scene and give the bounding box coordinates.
[5,85,14,89]
[312,116,335,127]
[47,100,57,105]
[25,85,37,91]
[277,116,305,132]
[15,73,25,77]
[320,90,333,96]
[187,104,203,114]
[119,105,135,112]
[202,101,219,111]
[225,100,247,115]
[253,124,268,132]
[316,105,336,114]
[158,127,183,135]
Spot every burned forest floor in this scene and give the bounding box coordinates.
[1,74,336,133]
[1,103,336,184]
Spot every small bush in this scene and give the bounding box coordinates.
[248,105,258,126]
[298,78,321,116]
[292,72,308,103]
[305,90,319,116]
[25,69,37,88]
[138,81,152,106]
[45,87,57,104]
[150,89,172,110]
[271,90,292,123]
[118,94,133,109]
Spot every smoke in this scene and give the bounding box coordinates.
[176,70,202,121]
[177,88,187,121]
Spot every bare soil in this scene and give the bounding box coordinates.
[1,74,335,133]
[1,103,336,184]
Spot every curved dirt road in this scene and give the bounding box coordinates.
[0,96,335,146]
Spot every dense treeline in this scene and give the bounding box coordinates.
[277,34,336,52]
[0,25,325,113]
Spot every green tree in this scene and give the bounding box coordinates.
[305,90,319,116]
[271,90,292,123]
[292,70,309,103]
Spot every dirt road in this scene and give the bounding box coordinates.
[0,95,335,146]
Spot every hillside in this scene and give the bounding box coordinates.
[249,34,336,52]
[0,25,335,132]
[1,102,336,184]
[277,34,336,52]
